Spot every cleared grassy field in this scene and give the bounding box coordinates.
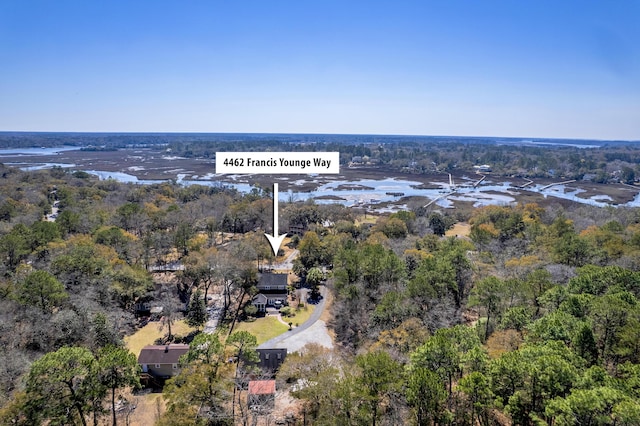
[234,316,290,345]
[124,319,196,357]
[446,222,471,238]
[355,214,379,225]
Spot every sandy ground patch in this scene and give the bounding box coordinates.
[446,222,471,238]
[117,391,165,426]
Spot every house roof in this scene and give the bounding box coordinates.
[253,293,268,304]
[258,273,288,289]
[257,348,287,372]
[138,344,189,365]
[258,290,288,297]
[243,349,287,374]
[248,380,276,395]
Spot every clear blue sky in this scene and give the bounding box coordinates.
[1,0,638,140]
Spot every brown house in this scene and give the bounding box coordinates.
[138,344,189,380]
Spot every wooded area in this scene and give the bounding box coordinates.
[1,146,640,424]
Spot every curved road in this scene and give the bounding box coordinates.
[271,249,299,271]
[258,285,332,352]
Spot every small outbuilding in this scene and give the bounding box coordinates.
[248,380,276,411]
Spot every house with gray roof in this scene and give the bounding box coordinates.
[252,273,288,312]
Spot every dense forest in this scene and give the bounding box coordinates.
[1,151,640,424]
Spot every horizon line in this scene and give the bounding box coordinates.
[0,130,637,143]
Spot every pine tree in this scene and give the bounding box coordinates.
[186,289,207,330]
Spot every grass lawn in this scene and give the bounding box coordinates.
[125,319,197,357]
[234,316,290,345]
[234,303,315,345]
[286,303,314,326]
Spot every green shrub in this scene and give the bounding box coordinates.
[280,306,294,317]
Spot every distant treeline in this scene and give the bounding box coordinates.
[0,131,630,149]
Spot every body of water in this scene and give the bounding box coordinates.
[0,146,81,157]
[4,146,640,209]
[6,162,76,171]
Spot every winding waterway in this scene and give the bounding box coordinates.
[4,146,640,209]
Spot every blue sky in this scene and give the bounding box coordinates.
[1,1,639,140]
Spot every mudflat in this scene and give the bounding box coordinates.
[4,146,639,210]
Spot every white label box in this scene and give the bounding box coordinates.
[216,152,340,174]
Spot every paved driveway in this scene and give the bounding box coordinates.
[271,249,299,270]
[258,286,333,352]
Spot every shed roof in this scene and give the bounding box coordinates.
[138,344,189,365]
[248,380,276,395]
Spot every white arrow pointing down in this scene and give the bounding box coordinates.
[265,183,286,256]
